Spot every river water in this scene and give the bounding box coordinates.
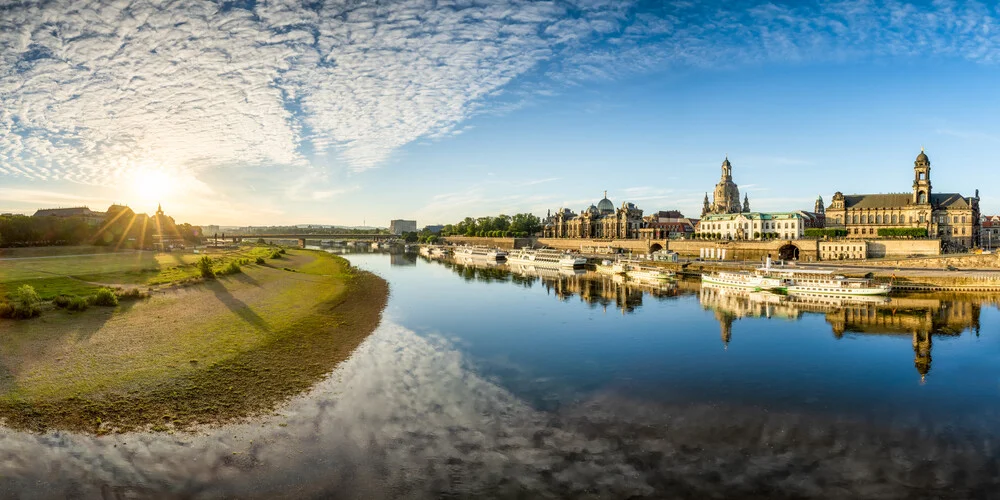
[1,250,998,498]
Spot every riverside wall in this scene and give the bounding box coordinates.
[442,236,533,250]
[866,239,941,258]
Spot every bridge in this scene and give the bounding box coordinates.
[222,233,395,241]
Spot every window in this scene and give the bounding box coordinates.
[953,216,958,223]
[920,214,925,223]
[918,191,927,204]
[919,172,925,180]
[909,216,913,223]
[876,215,882,224]
[962,216,966,223]
[891,215,897,224]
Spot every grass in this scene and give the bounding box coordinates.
[0,248,388,433]
[0,245,280,299]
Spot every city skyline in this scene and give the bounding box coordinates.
[2,1,1000,225]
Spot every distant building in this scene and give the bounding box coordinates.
[638,211,696,239]
[203,225,221,235]
[389,219,417,234]
[696,212,805,240]
[422,225,445,234]
[702,157,750,216]
[543,192,644,239]
[32,206,106,226]
[826,149,981,251]
[983,216,1000,250]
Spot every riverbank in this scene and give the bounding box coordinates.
[0,249,388,433]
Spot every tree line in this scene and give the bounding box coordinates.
[1,208,202,248]
[440,213,542,238]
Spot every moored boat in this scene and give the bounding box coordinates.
[595,259,626,275]
[625,265,675,282]
[453,246,508,261]
[508,248,586,268]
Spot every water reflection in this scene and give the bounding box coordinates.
[698,283,990,380]
[2,250,995,498]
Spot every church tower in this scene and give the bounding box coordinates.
[814,195,825,215]
[702,193,711,217]
[912,148,932,205]
[711,156,742,214]
[742,194,750,213]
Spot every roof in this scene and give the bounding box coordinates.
[700,211,803,222]
[32,207,96,217]
[841,192,970,209]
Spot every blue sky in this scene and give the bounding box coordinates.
[1,0,999,226]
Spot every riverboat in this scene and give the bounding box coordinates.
[453,246,508,261]
[701,270,789,292]
[371,241,382,250]
[625,265,676,282]
[595,259,626,275]
[507,248,586,268]
[771,268,892,296]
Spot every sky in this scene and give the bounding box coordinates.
[1,0,1000,227]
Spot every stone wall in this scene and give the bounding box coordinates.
[865,239,941,258]
[668,240,820,262]
[442,236,533,250]
[839,252,1000,269]
[535,238,655,253]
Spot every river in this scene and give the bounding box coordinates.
[1,250,998,498]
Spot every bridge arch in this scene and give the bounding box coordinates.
[778,243,801,261]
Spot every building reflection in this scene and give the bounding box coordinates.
[428,256,685,314]
[699,283,991,380]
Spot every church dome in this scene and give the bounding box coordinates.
[916,149,929,163]
[597,191,614,214]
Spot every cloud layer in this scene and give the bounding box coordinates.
[2,0,1000,185]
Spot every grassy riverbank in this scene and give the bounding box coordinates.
[0,248,387,433]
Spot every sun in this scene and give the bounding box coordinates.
[131,168,177,204]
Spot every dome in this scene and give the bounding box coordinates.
[597,191,614,213]
[588,204,599,215]
[916,148,929,164]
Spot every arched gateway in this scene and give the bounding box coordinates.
[778,243,800,261]
[649,243,664,253]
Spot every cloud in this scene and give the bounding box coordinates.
[3,0,1000,189]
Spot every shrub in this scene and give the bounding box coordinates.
[91,288,119,307]
[0,285,42,319]
[804,228,848,238]
[67,296,90,311]
[198,256,215,278]
[270,250,282,259]
[255,256,266,265]
[877,227,928,238]
[116,288,149,301]
[278,248,286,255]
[218,261,242,276]
[53,295,72,308]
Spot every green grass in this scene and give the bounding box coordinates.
[0,249,389,433]
[0,244,285,299]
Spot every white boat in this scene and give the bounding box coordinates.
[701,270,789,292]
[595,259,626,275]
[430,246,450,257]
[453,246,508,261]
[371,241,382,249]
[626,265,676,282]
[508,248,586,268]
[772,268,892,296]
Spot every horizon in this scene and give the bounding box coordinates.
[2,1,999,226]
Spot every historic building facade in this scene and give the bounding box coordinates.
[696,212,805,240]
[825,150,981,250]
[543,192,644,239]
[702,156,749,217]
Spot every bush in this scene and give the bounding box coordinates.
[198,256,215,278]
[0,285,42,319]
[804,228,848,238]
[278,248,286,255]
[878,227,928,238]
[53,295,72,308]
[67,296,90,311]
[255,256,266,265]
[116,288,149,301]
[218,261,242,276]
[270,250,282,259]
[91,288,119,307]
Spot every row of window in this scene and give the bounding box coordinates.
[703,221,795,230]
[837,214,968,225]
